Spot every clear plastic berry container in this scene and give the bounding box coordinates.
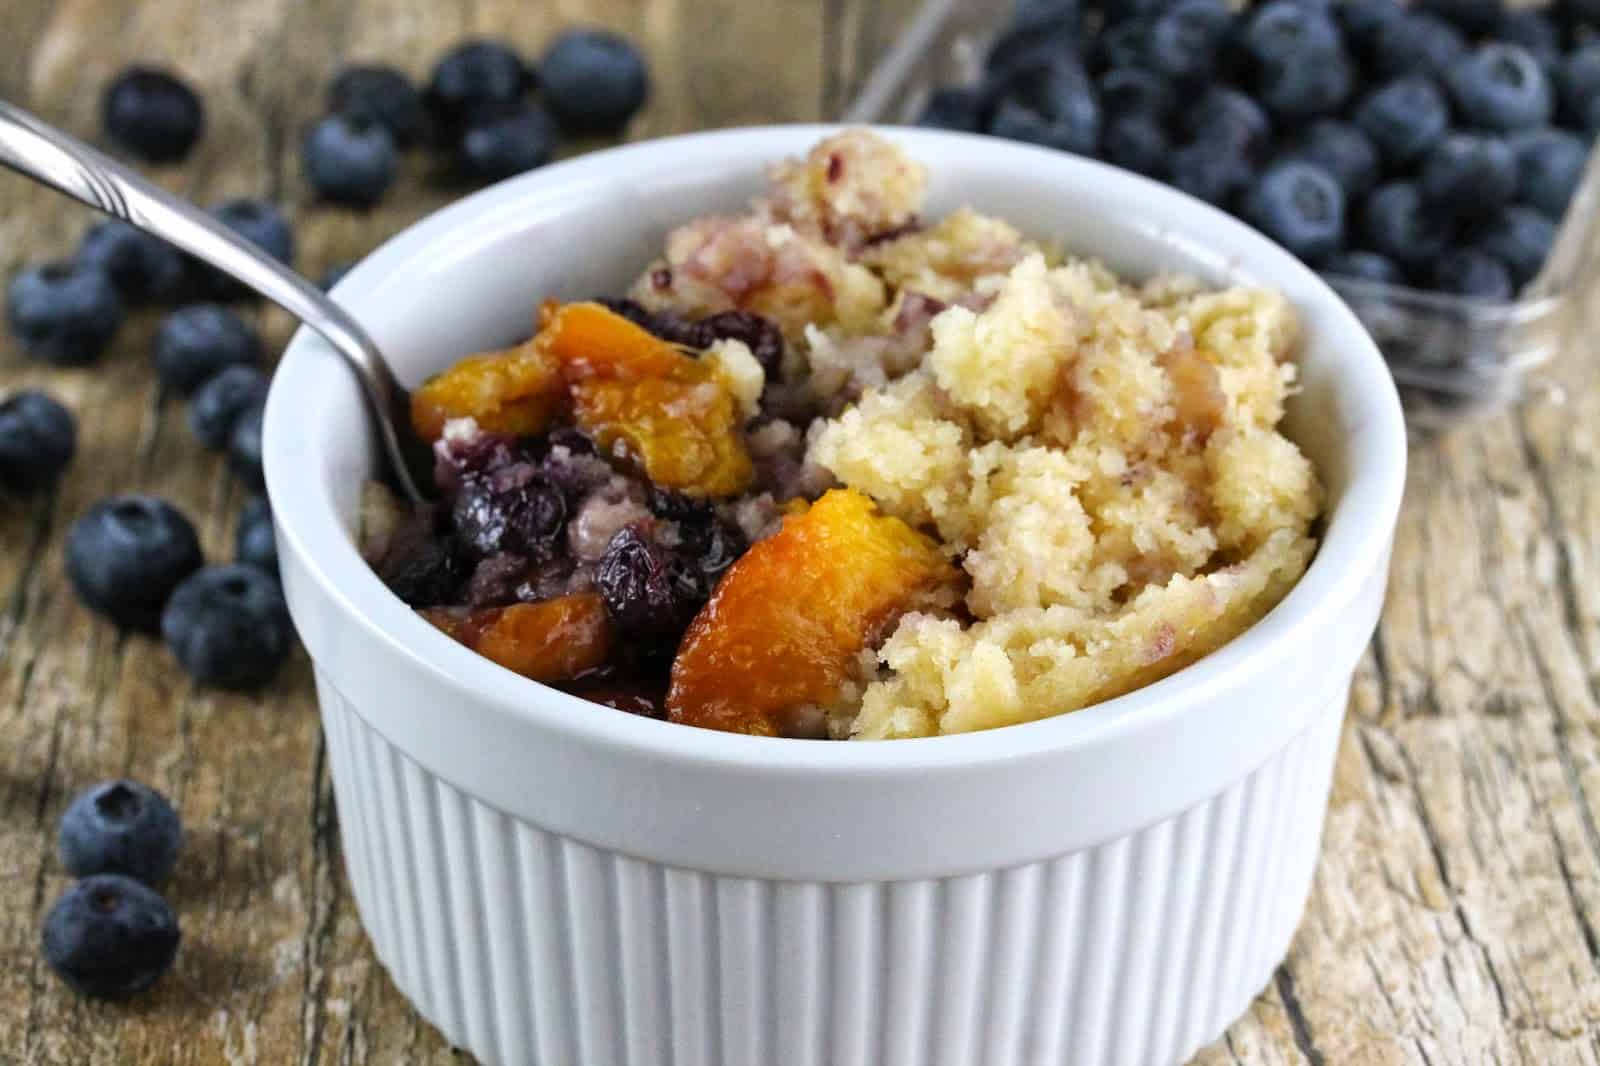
[843,0,1600,436]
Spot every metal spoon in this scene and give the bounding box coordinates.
[0,99,433,503]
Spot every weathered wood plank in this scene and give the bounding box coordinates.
[0,0,1597,1062]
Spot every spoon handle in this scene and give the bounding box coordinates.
[0,99,430,503]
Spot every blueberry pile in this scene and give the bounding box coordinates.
[919,0,1597,301]
[303,30,650,207]
[42,780,184,998]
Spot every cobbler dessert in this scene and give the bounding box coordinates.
[361,130,1323,739]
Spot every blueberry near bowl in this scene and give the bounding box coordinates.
[848,0,1600,436]
[266,127,1403,1066]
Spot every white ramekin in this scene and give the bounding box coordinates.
[265,126,1406,1066]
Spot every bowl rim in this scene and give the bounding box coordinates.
[266,123,1407,778]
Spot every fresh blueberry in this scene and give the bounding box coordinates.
[537,29,649,135]
[426,39,531,137]
[236,495,277,574]
[596,524,704,647]
[986,61,1101,156]
[319,262,353,291]
[1282,120,1379,198]
[1092,19,1154,73]
[1183,87,1271,156]
[229,401,265,491]
[328,64,426,148]
[1474,205,1557,286]
[1430,249,1515,300]
[1255,44,1353,121]
[1493,10,1564,71]
[1417,0,1504,36]
[42,875,180,999]
[1353,77,1451,169]
[1323,249,1405,285]
[1100,0,1170,24]
[1365,13,1467,81]
[188,364,269,450]
[58,780,181,886]
[1100,115,1170,177]
[197,200,294,299]
[1145,0,1232,83]
[77,221,188,305]
[986,5,1082,77]
[916,87,983,131]
[1096,68,1175,122]
[1559,47,1600,132]
[1511,128,1589,218]
[459,108,558,182]
[1336,0,1405,52]
[1169,140,1253,206]
[1361,182,1457,270]
[100,67,204,164]
[1243,161,1346,263]
[1240,1,1342,71]
[303,114,398,208]
[155,304,260,396]
[1448,44,1554,132]
[162,564,293,689]
[1558,0,1600,30]
[6,262,123,366]
[0,390,75,495]
[1419,134,1519,222]
[452,467,567,560]
[64,495,203,631]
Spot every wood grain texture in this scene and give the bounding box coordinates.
[0,1,1596,1063]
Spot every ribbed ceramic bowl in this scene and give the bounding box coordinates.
[264,125,1407,1066]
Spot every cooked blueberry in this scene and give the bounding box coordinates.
[1493,10,1563,71]
[986,62,1100,155]
[1282,120,1379,198]
[303,114,398,208]
[1145,0,1232,83]
[65,495,203,632]
[1559,47,1600,131]
[162,565,292,689]
[1096,68,1175,122]
[42,875,180,999]
[100,67,204,164]
[459,108,558,182]
[187,365,267,451]
[1101,115,1171,177]
[328,64,426,147]
[1353,77,1451,169]
[693,310,787,376]
[236,495,277,574]
[1183,87,1271,155]
[452,467,567,560]
[7,262,123,366]
[77,221,187,305]
[596,524,703,645]
[1169,140,1252,206]
[537,29,649,135]
[198,200,294,298]
[1255,44,1353,121]
[1417,0,1503,36]
[1365,13,1466,81]
[58,780,181,886]
[229,402,265,491]
[916,87,984,131]
[1448,44,1553,132]
[0,390,75,495]
[1323,250,1405,285]
[675,513,746,589]
[1243,161,1345,263]
[155,304,260,396]
[1418,134,1519,222]
[1511,128,1589,218]
[1430,249,1515,300]
[1361,182,1457,269]
[374,515,463,607]
[1474,205,1556,286]
[426,39,531,136]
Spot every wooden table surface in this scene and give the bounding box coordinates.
[2,1,1598,1063]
